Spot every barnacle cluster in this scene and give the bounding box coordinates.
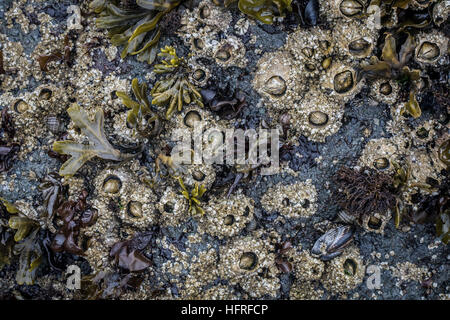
[0,0,448,302]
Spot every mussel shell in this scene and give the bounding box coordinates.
[311,225,354,261]
[334,70,354,94]
[322,57,332,70]
[339,0,364,18]
[264,75,287,96]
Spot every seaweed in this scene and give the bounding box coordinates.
[360,32,422,118]
[116,78,161,136]
[0,49,5,75]
[90,0,182,64]
[0,198,42,285]
[13,228,43,285]
[37,35,72,72]
[333,166,397,223]
[50,190,98,255]
[110,231,154,272]
[38,172,65,222]
[224,0,293,24]
[151,46,203,119]
[79,271,144,299]
[53,104,130,176]
[178,177,206,216]
[201,89,247,120]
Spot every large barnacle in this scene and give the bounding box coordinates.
[116,78,161,136]
[53,104,131,176]
[90,0,182,64]
[151,46,203,119]
[224,0,293,24]
[178,177,206,216]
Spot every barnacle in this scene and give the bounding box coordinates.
[224,0,293,24]
[116,78,161,136]
[90,0,181,64]
[53,104,131,176]
[151,46,203,119]
[178,177,206,216]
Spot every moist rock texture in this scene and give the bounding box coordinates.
[0,0,449,300]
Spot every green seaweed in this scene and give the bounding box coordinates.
[13,228,43,285]
[90,0,181,64]
[0,198,42,285]
[116,78,161,136]
[224,0,292,24]
[53,104,130,177]
[151,46,203,119]
[178,177,206,216]
[361,32,422,118]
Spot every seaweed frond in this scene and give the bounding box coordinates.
[151,46,203,119]
[52,104,130,176]
[360,32,422,118]
[90,0,182,64]
[178,177,206,216]
[116,78,161,136]
[0,198,42,285]
[224,0,293,24]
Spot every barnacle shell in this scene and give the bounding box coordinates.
[369,79,400,105]
[13,99,29,114]
[93,164,157,229]
[322,246,365,294]
[156,186,189,227]
[321,63,363,102]
[213,36,247,68]
[218,232,280,298]
[415,31,449,65]
[287,92,344,142]
[197,192,254,238]
[260,180,317,218]
[360,212,391,234]
[432,0,449,26]
[253,50,306,111]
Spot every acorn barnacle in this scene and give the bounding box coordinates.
[415,31,448,65]
[339,0,365,18]
[13,99,29,114]
[102,175,122,194]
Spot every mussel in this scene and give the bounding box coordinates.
[311,225,354,261]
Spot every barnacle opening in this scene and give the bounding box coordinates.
[127,201,143,218]
[343,258,357,276]
[308,111,329,127]
[13,99,29,113]
[224,214,235,226]
[239,252,258,271]
[334,70,355,94]
[103,176,122,194]
[264,76,287,96]
[39,88,53,100]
